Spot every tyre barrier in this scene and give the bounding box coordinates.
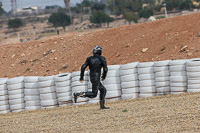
[71,71,89,105]
[154,60,170,96]
[120,62,139,100]
[2,58,200,114]
[103,65,121,102]
[169,60,187,94]
[24,76,41,111]
[186,59,200,92]
[54,73,72,106]
[38,76,58,109]
[8,77,25,112]
[0,78,10,114]
[138,62,156,97]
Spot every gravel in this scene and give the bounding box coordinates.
[0,92,200,132]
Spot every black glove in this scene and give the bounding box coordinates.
[101,76,105,81]
[80,77,84,82]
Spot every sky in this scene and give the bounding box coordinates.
[0,0,82,12]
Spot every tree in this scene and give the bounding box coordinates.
[128,0,143,12]
[8,18,25,31]
[107,0,142,16]
[90,11,114,27]
[82,0,93,7]
[139,7,154,19]
[105,15,114,27]
[165,0,180,11]
[154,3,162,12]
[48,12,71,31]
[82,0,93,14]
[91,2,106,11]
[142,0,156,6]
[0,2,3,16]
[123,11,139,24]
[71,0,93,14]
[164,0,193,11]
[57,7,67,13]
[179,0,193,10]
[71,3,82,13]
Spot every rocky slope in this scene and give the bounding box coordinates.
[0,13,200,78]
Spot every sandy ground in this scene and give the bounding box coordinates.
[0,92,200,133]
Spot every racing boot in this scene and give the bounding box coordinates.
[100,100,110,109]
[73,92,85,103]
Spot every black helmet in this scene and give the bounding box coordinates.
[93,45,102,55]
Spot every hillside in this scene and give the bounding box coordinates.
[0,92,200,132]
[1,13,200,78]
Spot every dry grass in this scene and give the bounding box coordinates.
[0,92,200,133]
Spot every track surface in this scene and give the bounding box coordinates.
[1,93,200,133]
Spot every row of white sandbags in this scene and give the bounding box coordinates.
[0,79,9,114]
[54,73,72,107]
[120,63,139,100]
[186,59,200,92]
[154,60,170,96]
[0,74,72,114]
[1,58,200,114]
[7,77,25,113]
[169,60,187,94]
[24,77,40,111]
[104,65,121,102]
[119,59,200,99]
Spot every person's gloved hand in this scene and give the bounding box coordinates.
[101,76,105,81]
[80,77,84,83]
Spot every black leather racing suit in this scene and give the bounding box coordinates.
[80,54,108,101]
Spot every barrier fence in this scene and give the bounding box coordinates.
[0,58,200,114]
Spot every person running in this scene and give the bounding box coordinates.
[73,46,110,109]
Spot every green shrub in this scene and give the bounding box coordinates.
[8,18,25,31]
[48,12,71,31]
[123,11,139,24]
[90,11,114,26]
[139,7,154,19]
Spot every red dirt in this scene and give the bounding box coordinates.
[1,13,200,78]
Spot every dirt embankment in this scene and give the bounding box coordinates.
[0,13,200,78]
[0,92,200,133]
